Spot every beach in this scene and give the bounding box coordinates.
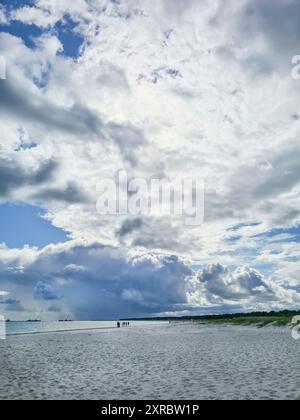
[0,323,299,400]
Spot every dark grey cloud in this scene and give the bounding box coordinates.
[0,76,146,165]
[117,217,144,238]
[32,182,89,204]
[0,292,23,311]
[32,160,58,184]
[47,304,61,313]
[6,301,25,312]
[132,233,189,254]
[197,263,275,301]
[0,79,103,138]
[229,143,300,210]
[106,122,147,167]
[253,146,300,199]
[258,202,300,226]
[0,156,90,205]
[1,243,299,317]
[241,0,300,55]
[34,281,60,301]
[115,215,193,253]
[0,157,57,198]
[162,0,200,19]
[95,63,130,91]
[205,143,300,224]
[0,243,192,319]
[212,0,300,76]
[0,297,20,305]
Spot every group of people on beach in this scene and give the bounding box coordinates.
[117,321,130,328]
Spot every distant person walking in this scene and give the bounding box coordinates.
[119,321,130,327]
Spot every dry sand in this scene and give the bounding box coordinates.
[0,323,299,400]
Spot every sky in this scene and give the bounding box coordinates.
[0,0,300,320]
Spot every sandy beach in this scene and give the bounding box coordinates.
[0,323,299,400]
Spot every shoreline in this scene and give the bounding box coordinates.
[5,321,168,338]
[6,326,118,337]
[5,321,292,339]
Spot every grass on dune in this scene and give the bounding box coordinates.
[198,316,296,328]
[134,311,300,328]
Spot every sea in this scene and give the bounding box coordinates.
[4,320,167,336]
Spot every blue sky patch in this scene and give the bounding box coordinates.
[15,129,38,151]
[226,235,242,243]
[55,16,85,59]
[0,20,43,49]
[15,140,38,151]
[0,203,68,249]
[0,0,35,9]
[228,222,262,232]
[0,10,85,59]
[255,225,300,243]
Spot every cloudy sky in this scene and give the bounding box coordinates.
[0,0,300,320]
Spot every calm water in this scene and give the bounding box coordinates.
[5,320,167,336]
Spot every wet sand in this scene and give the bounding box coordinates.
[0,323,299,400]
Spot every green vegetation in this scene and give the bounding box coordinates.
[196,315,294,328]
[129,310,300,328]
[192,311,300,328]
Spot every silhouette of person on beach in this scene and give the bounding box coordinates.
[119,321,130,327]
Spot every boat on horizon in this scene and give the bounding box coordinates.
[59,314,73,322]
